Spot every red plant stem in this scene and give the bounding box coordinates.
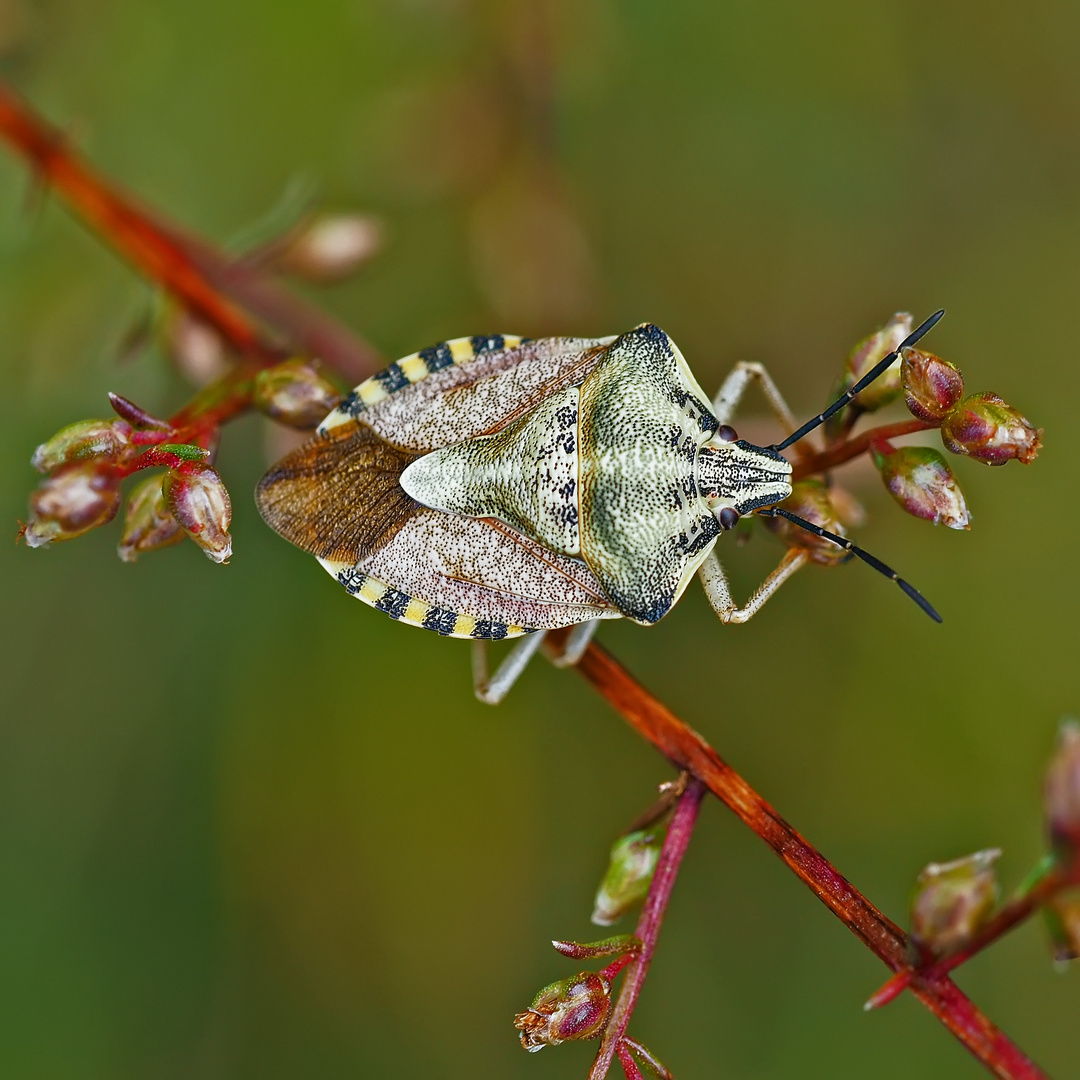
[589,777,707,1080]
[791,418,935,480]
[556,635,1048,1080]
[614,1041,645,1080]
[0,80,381,383]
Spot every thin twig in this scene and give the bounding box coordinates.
[590,778,707,1080]
[791,418,935,480]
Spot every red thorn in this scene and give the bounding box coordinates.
[864,970,912,1011]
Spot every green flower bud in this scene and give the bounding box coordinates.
[161,464,233,563]
[23,463,122,548]
[31,419,131,474]
[253,357,342,429]
[910,849,1000,957]
[513,971,612,1052]
[901,347,964,424]
[873,445,970,529]
[117,474,184,563]
[940,392,1042,466]
[592,827,665,926]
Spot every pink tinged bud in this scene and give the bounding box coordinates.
[31,419,132,474]
[1044,721,1080,853]
[846,312,913,413]
[161,464,233,563]
[765,479,849,564]
[513,972,612,1052]
[253,358,342,429]
[940,392,1042,466]
[901,347,964,423]
[910,849,1001,956]
[279,214,383,283]
[592,828,665,926]
[23,463,122,547]
[874,445,970,529]
[117,474,184,563]
[162,304,230,386]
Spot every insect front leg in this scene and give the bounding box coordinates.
[546,618,601,668]
[711,361,798,435]
[472,632,549,705]
[698,547,809,624]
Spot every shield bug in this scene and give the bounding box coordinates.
[256,313,944,703]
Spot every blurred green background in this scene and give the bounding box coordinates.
[1,1,1078,1077]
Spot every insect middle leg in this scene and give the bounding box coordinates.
[711,361,798,435]
[698,547,809,624]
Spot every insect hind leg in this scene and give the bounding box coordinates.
[546,618,600,668]
[698,547,808,624]
[472,632,548,705]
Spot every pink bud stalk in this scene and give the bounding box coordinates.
[901,347,964,423]
[23,462,122,547]
[161,463,233,563]
[873,443,970,529]
[940,392,1042,465]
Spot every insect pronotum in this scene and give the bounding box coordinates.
[257,312,944,703]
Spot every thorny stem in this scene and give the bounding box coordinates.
[1,80,1055,1080]
[547,631,1050,1080]
[589,777,707,1080]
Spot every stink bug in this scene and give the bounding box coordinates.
[256,313,944,703]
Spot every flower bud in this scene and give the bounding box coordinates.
[940,392,1041,465]
[592,827,665,926]
[161,464,233,563]
[117,474,184,563]
[901,347,964,423]
[513,971,612,1052]
[23,463,122,548]
[873,445,970,529]
[31,419,132,474]
[825,313,913,440]
[1044,890,1080,963]
[278,213,382,283]
[253,358,342,429]
[161,303,230,386]
[1044,721,1080,853]
[910,849,1000,957]
[764,479,849,564]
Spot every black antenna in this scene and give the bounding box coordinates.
[758,507,942,622]
[770,309,945,453]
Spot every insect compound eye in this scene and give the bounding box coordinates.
[718,506,740,531]
[716,424,738,443]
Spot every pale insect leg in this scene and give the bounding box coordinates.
[546,618,600,668]
[472,631,549,705]
[711,362,799,435]
[698,547,809,625]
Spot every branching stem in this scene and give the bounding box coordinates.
[589,777,706,1079]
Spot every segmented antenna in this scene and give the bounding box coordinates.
[770,309,945,453]
[758,506,942,622]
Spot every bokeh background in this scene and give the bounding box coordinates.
[1,1,1078,1077]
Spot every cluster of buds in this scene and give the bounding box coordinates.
[22,393,234,564]
[908,849,1001,960]
[900,347,1041,465]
